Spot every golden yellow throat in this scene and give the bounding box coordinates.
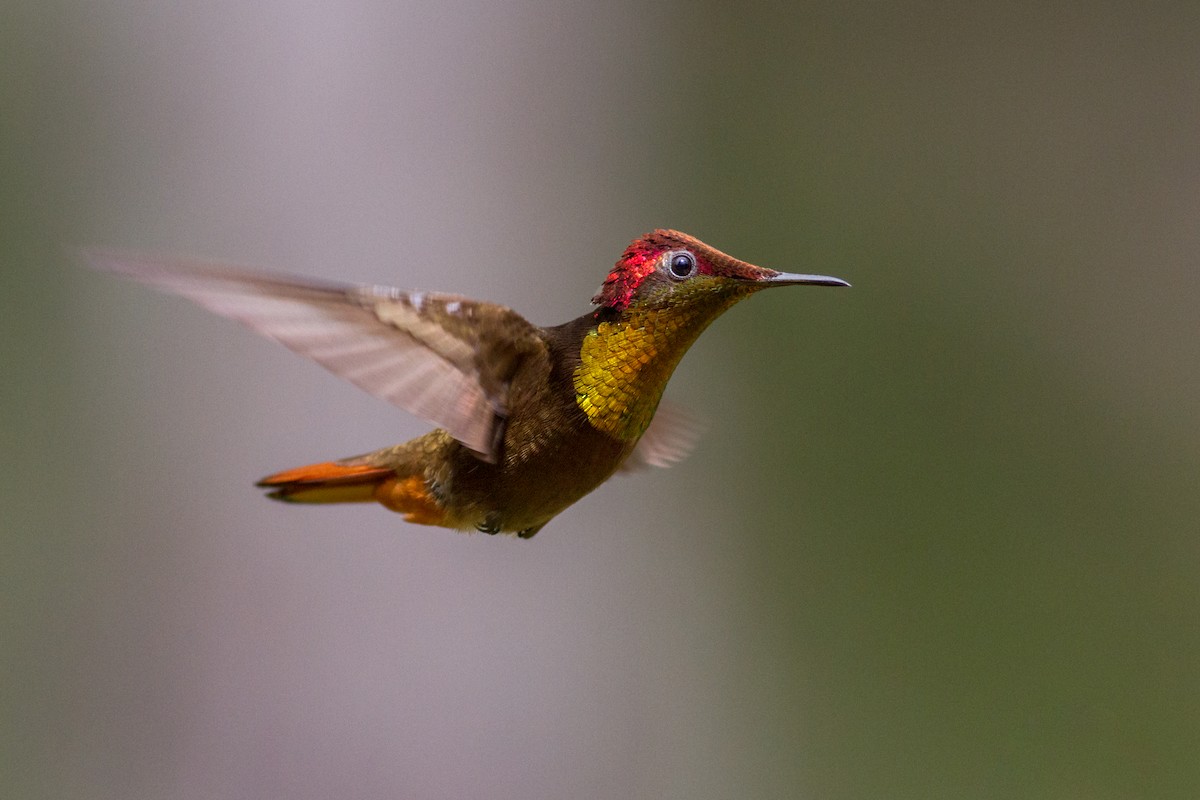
[573,317,662,439]
[573,295,737,440]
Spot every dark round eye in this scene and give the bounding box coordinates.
[668,251,696,279]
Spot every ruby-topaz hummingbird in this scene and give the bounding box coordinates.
[88,230,848,538]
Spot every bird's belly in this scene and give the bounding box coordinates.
[444,423,633,534]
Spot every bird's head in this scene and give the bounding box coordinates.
[592,229,848,314]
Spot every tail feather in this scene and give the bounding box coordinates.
[256,459,449,526]
[257,461,394,504]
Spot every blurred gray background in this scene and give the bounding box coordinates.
[4,2,1199,798]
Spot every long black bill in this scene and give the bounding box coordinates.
[764,271,851,288]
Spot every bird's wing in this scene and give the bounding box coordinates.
[85,249,545,463]
[619,401,705,471]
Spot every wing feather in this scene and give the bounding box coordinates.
[620,401,706,471]
[85,249,545,462]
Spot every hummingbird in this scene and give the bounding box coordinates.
[88,230,848,538]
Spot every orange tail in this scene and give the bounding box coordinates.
[257,461,447,526]
[257,461,394,504]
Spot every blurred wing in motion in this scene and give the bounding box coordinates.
[619,400,705,471]
[85,249,546,463]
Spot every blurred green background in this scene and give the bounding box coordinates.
[4,2,1199,798]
